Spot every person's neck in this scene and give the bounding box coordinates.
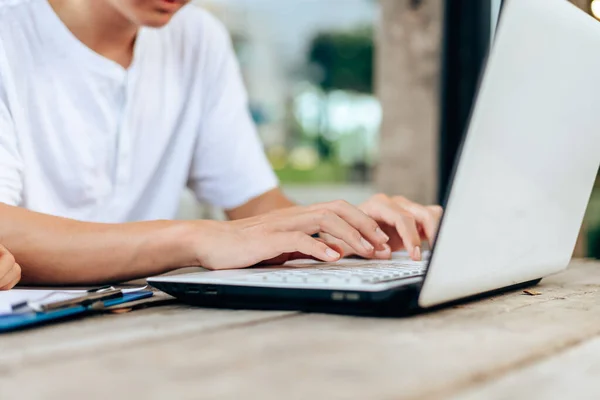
[48,0,139,69]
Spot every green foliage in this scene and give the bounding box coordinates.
[275,161,347,184]
[308,27,375,94]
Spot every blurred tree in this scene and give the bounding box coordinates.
[308,27,374,94]
[302,27,375,177]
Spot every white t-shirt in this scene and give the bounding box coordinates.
[0,0,279,222]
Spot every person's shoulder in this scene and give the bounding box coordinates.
[0,0,42,46]
[0,0,38,24]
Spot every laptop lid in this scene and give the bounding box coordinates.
[419,0,600,308]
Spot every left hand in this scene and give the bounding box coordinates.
[320,194,443,261]
[0,244,21,291]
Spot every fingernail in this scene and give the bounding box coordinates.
[413,246,422,261]
[326,248,341,260]
[376,228,389,241]
[361,237,374,252]
[383,244,391,252]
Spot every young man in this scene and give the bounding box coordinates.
[0,0,443,286]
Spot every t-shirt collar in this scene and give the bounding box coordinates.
[38,0,145,81]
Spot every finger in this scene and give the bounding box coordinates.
[425,205,444,244]
[0,263,21,290]
[319,200,389,249]
[394,198,443,245]
[280,253,319,263]
[276,232,341,262]
[329,240,391,260]
[371,244,392,260]
[314,238,345,258]
[270,201,388,250]
[272,209,376,258]
[320,232,391,260]
[316,211,380,258]
[368,202,422,261]
[280,240,346,263]
[0,248,16,283]
[318,233,354,258]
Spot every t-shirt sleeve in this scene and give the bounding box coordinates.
[187,14,279,210]
[0,83,23,206]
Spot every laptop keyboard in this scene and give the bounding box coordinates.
[240,261,427,285]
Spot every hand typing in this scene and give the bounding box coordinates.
[320,194,443,261]
[191,200,390,270]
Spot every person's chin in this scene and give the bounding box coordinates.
[137,7,185,28]
[139,14,176,28]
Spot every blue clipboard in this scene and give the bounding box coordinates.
[0,290,153,333]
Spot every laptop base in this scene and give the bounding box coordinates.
[150,278,542,317]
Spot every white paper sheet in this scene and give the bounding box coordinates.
[0,287,148,314]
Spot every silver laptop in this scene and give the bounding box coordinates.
[149,0,600,314]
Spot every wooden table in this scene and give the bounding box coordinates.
[2,260,600,400]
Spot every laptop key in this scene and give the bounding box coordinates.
[245,275,266,282]
[284,276,306,283]
[306,276,332,284]
[264,275,285,283]
[238,264,425,286]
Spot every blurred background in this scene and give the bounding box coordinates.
[177,0,600,259]
[192,0,381,210]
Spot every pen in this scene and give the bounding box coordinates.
[40,289,123,312]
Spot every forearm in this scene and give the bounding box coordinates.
[0,203,198,285]
[226,188,296,220]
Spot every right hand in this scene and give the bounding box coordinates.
[193,200,391,270]
[0,245,20,290]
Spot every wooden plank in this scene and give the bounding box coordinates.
[0,299,296,369]
[452,336,600,400]
[2,261,600,400]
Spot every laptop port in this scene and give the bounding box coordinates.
[203,286,219,296]
[331,292,345,301]
[346,293,360,301]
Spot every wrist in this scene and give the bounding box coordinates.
[174,220,224,267]
[139,220,203,270]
